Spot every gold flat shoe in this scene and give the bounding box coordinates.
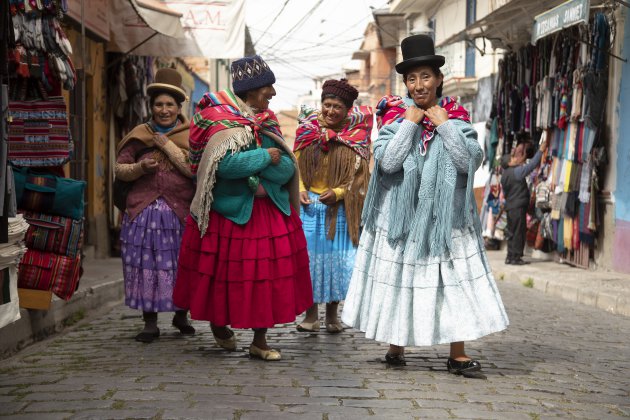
[249,344,281,361]
[296,319,320,332]
[212,328,237,351]
[325,322,343,334]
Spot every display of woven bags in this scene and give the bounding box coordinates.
[13,167,85,220]
[7,97,72,167]
[18,249,81,301]
[23,212,83,258]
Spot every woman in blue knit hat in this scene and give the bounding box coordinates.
[341,35,509,376]
[173,55,313,361]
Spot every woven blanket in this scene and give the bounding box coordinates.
[8,97,71,167]
[18,250,81,301]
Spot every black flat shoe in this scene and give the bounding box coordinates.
[385,353,406,366]
[172,320,196,335]
[505,258,513,264]
[135,328,160,343]
[447,358,482,376]
[511,258,530,265]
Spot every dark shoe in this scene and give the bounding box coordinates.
[173,322,196,335]
[511,258,530,265]
[172,312,196,335]
[447,358,481,375]
[504,258,513,265]
[385,353,406,366]
[135,328,160,343]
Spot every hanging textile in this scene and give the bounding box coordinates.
[487,13,612,269]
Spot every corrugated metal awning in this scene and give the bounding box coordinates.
[436,0,603,50]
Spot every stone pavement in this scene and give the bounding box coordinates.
[0,258,124,359]
[1,276,629,419]
[3,242,630,360]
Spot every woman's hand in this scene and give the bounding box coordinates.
[300,191,312,205]
[404,106,425,124]
[140,158,159,174]
[319,189,337,206]
[267,147,281,165]
[425,105,449,126]
[153,133,169,147]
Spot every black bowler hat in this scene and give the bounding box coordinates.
[395,34,445,74]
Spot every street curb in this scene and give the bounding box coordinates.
[491,268,630,317]
[0,277,124,360]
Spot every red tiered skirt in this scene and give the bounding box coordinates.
[173,197,313,328]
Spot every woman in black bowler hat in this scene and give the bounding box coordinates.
[341,34,509,377]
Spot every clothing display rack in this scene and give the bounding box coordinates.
[4,0,85,309]
[480,11,612,269]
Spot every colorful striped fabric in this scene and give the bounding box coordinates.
[375,95,471,155]
[293,105,373,161]
[8,97,72,167]
[376,95,407,129]
[18,250,81,301]
[189,89,282,175]
[23,212,84,258]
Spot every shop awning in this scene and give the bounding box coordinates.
[436,0,604,50]
[107,0,202,57]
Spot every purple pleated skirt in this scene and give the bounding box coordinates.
[120,198,184,312]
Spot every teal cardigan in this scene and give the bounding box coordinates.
[211,133,294,224]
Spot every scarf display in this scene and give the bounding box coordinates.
[376,95,470,155]
[189,89,281,175]
[479,13,611,269]
[293,105,373,245]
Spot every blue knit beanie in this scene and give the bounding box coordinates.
[231,55,276,95]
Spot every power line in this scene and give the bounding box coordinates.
[251,27,361,49]
[252,0,292,48]
[261,0,325,55]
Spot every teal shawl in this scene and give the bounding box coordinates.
[362,118,482,259]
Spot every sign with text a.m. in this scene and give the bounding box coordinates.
[531,0,590,44]
[162,0,245,58]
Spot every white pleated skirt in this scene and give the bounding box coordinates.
[341,209,509,347]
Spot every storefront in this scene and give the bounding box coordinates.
[2,0,86,309]
[0,0,196,315]
[443,0,626,270]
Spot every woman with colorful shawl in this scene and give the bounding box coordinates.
[341,35,509,376]
[115,68,196,343]
[293,79,372,334]
[173,55,313,361]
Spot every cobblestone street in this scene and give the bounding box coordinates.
[1,278,629,420]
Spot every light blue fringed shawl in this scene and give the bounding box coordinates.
[362,118,483,259]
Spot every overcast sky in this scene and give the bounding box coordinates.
[244,0,389,111]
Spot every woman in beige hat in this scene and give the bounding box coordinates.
[115,67,196,343]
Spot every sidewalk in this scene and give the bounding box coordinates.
[486,249,630,317]
[0,257,124,359]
